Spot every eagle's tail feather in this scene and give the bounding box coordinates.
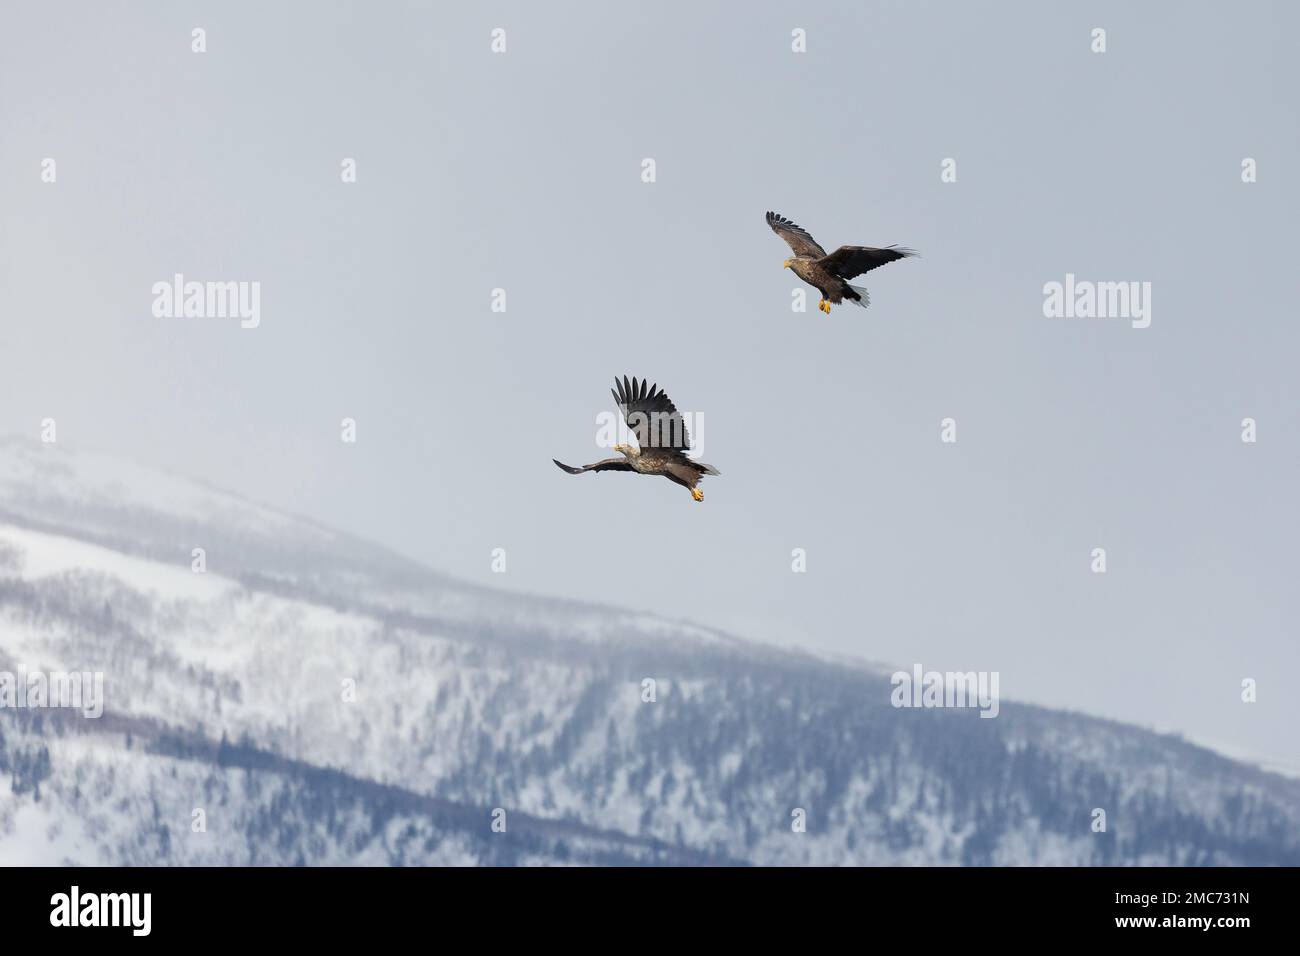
[698,462,721,477]
[845,283,871,308]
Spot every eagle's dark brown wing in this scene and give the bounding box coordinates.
[612,375,691,452]
[553,457,634,474]
[766,211,827,259]
[819,245,917,279]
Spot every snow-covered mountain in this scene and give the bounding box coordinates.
[1,436,1297,865]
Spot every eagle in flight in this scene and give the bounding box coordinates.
[766,211,917,314]
[553,376,720,502]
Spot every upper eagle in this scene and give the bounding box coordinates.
[766,210,916,313]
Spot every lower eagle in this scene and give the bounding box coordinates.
[767,210,917,314]
[553,376,720,502]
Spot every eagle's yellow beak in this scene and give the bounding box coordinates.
[782,258,793,269]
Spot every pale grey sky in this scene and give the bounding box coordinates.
[1,1,1297,768]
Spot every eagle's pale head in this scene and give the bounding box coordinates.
[782,258,794,269]
[613,443,639,458]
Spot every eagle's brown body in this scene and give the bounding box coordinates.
[789,258,855,305]
[623,446,714,490]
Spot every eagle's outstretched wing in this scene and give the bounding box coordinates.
[612,375,691,452]
[766,211,827,259]
[553,458,634,474]
[820,245,917,279]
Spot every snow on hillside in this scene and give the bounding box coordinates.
[1,438,1298,866]
[0,438,301,535]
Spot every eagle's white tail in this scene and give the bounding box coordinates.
[846,283,871,308]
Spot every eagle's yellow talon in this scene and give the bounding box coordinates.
[691,488,704,502]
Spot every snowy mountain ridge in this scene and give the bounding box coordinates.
[1,438,1298,866]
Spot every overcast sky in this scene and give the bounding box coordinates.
[2,1,1297,769]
